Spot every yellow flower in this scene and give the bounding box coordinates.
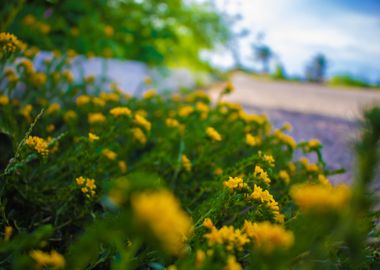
[4,226,12,241]
[110,107,132,117]
[46,124,55,133]
[64,110,77,122]
[131,190,193,256]
[318,174,331,187]
[195,249,206,267]
[202,218,214,229]
[75,176,86,186]
[262,154,275,167]
[143,89,157,99]
[134,114,151,131]
[25,136,49,157]
[99,92,119,102]
[243,221,294,253]
[250,184,283,222]
[88,132,100,142]
[143,76,152,84]
[30,72,47,87]
[246,133,261,146]
[23,15,36,26]
[214,167,223,175]
[131,127,147,145]
[178,105,194,117]
[0,95,9,105]
[206,127,222,142]
[0,32,25,57]
[30,250,65,269]
[204,224,249,251]
[102,149,117,160]
[223,81,235,95]
[88,113,106,124]
[76,95,91,106]
[46,103,60,114]
[63,70,74,83]
[75,177,96,197]
[223,176,246,191]
[92,97,106,107]
[282,122,293,131]
[118,160,128,173]
[20,104,33,122]
[181,154,192,172]
[290,183,351,213]
[274,130,296,149]
[253,165,271,185]
[224,255,242,270]
[104,25,114,37]
[308,139,321,149]
[278,170,290,184]
[166,118,180,128]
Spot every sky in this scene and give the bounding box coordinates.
[205,0,380,82]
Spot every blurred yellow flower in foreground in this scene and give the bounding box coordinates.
[30,250,65,269]
[181,154,192,172]
[0,95,9,105]
[131,127,147,145]
[290,183,351,213]
[131,190,193,256]
[88,113,106,124]
[243,221,294,254]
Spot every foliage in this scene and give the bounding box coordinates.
[4,0,229,69]
[0,33,379,269]
[329,74,375,89]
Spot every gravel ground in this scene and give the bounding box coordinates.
[245,105,359,184]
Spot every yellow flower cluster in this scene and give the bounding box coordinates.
[307,139,320,150]
[278,170,290,184]
[110,106,131,117]
[246,133,261,146]
[134,114,151,131]
[64,110,77,122]
[102,148,117,160]
[243,221,294,253]
[224,255,242,270]
[30,250,65,269]
[143,89,157,99]
[118,160,128,173]
[178,105,194,117]
[274,130,296,149]
[76,95,91,106]
[223,81,235,94]
[88,132,99,142]
[20,104,33,122]
[166,118,180,128]
[262,154,275,167]
[46,103,61,114]
[25,136,49,157]
[131,127,147,145]
[250,184,284,223]
[290,183,351,213]
[206,127,222,141]
[30,72,47,87]
[253,165,271,185]
[0,95,9,105]
[99,92,119,102]
[0,32,25,57]
[299,157,320,172]
[75,176,96,197]
[131,190,193,256]
[203,223,249,251]
[223,176,246,191]
[181,154,192,172]
[88,112,106,124]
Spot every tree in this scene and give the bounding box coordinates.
[305,53,328,83]
[252,33,273,73]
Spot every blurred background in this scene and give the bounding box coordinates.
[2,0,380,183]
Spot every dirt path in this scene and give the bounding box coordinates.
[209,72,380,184]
